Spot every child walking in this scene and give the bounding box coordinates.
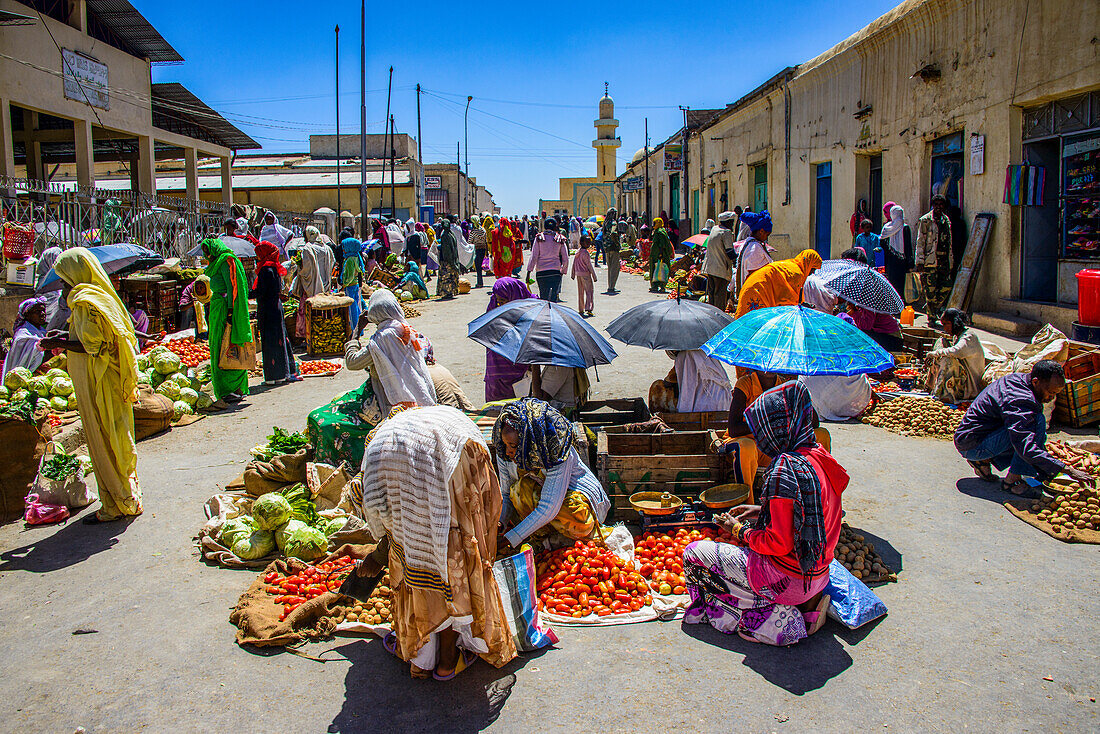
[572,235,597,316]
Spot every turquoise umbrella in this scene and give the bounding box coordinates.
[702,305,894,376]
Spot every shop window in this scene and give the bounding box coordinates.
[752,164,768,212]
[1063,132,1100,258]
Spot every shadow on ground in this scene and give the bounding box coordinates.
[681,621,854,695]
[955,476,1020,505]
[326,638,551,733]
[0,512,133,573]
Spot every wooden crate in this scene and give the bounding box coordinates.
[901,326,940,358]
[597,429,728,518]
[577,398,650,430]
[657,411,728,431]
[1054,373,1100,428]
[1062,341,1100,381]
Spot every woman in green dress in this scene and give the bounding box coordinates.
[201,238,253,404]
[648,216,674,293]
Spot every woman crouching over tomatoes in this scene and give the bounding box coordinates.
[493,398,611,548]
[683,381,847,646]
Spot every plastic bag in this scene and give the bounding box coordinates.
[823,560,888,629]
[492,545,558,652]
[33,442,95,509]
[24,493,69,525]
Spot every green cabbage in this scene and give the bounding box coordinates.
[172,400,193,418]
[153,351,181,375]
[231,529,276,560]
[49,396,68,412]
[276,520,327,561]
[156,380,180,401]
[195,391,214,410]
[4,367,32,390]
[178,387,198,406]
[46,368,67,381]
[136,353,152,371]
[28,376,49,395]
[252,493,293,531]
[150,370,167,388]
[67,394,78,410]
[0,386,9,401]
[279,483,318,525]
[170,372,192,388]
[10,389,29,403]
[136,370,152,385]
[50,376,73,396]
[218,517,254,547]
[321,515,348,537]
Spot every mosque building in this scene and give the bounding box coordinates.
[538,86,621,218]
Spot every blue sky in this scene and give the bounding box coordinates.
[145,0,900,215]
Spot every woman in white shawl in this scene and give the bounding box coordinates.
[291,226,336,339]
[260,212,293,257]
[344,289,436,415]
[650,350,733,414]
[3,296,50,380]
[880,202,912,299]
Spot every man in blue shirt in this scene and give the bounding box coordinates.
[954,360,1094,497]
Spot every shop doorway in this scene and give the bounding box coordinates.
[1022,139,1061,301]
[752,164,768,212]
[931,132,964,209]
[868,154,883,231]
[815,162,833,259]
[669,174,680,224]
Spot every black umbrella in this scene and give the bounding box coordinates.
[606,296,734,351]
[467,298,618,368]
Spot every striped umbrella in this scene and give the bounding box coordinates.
[702,305,894,376]
[467,298,618,368]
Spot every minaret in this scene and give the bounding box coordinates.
[593,82,621,183]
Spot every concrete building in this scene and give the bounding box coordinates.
[0,0,258,202]
[423,163,494,219]
[539,88,621,218]
[617,0,1100,333]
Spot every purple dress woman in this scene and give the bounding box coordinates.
[484,277,533,402]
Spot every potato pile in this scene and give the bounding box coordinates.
[1029,484,1100,536]
[861,396,964,439]
[1047,441,1100,478]
[834,524,896,582]
[340,571,393,625]
[402,303,421,319]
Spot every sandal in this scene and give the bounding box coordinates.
[433,649,476,681]
[804,594,832,636]
[968,460,997,482]
[382,631,401,659]
[1001,478,1041,499]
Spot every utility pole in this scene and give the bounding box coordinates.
[644,117,650,225]
[416,83,422,219]
[335,24,341,215]
[389,114,396,219]
[680,105,689,233]
[383,66,393,218]
[464,95,472,217]
[456,142,461,219]
[358,0,367,234]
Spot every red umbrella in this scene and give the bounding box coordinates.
[683,233,709,248]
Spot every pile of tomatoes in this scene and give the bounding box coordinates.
[263,555,354,620]
[536,540,652,618]
[871,381,901,393]
[634,526,736,595]
[142,337,210,368]
[893,367,920,379]
[298,359,341,376]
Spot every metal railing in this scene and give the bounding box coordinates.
[1,176,324,260]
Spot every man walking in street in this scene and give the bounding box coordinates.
[602,208,621,294]
[916,194,954,321]
[703,211,737,311]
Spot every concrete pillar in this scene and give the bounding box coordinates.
[184,147,199,201]
[137,134,155,195]
[24,111,43,183]
[0,98,14,203]
[68,0,88,32]
[219,156,233,206]
[73,117,94,189]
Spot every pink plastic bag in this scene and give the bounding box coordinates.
[24,493,70,525]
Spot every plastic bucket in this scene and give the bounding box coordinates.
[1076,269,1100,326]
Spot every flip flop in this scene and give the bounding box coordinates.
[968,460,997,482]
[433,649,476,681]
[804,594,832,636]
[1001,478,1041,499]
[382,631,401,659]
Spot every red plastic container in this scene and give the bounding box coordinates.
[1077,269,1100,326]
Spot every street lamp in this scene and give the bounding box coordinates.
[464,95,472,219]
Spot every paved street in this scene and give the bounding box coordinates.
[0,269,1097,733]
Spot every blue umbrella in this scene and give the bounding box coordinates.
[36,243,164,293]
[702,305,894,376]
[467,298,618,368]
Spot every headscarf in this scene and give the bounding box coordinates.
[341,237,364,269]
[802,274,837,314]
[652,217,664,229]
[305,225,321,243]
[235,217,250,238]
[739,210,773,234]
[399,261,428,295]
[201,238,251,345]
[880,203,907,256]
[193,275,212,305]
[704,218,715,232]
[492,397,573,472]
[744,381,826,588]
[735,250,822,319]
[253,241,287,287]
[260,213,293,250]
[363,290,435,411]
[488,276,532,311]
[53,247,139,402]
[13,296,48,334]
[367,288,406,325]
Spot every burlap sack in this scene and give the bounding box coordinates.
[230,557,357,647]
[133,385,174,441]
[0,415,56,522]
[309,462,351,511]
[1005,499,1100,545]
[242,449,311,497]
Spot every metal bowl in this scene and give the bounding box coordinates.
[628,491,684,516]
[699,483,752,509]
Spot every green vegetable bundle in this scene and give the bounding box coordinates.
[41,448,82,480]
[251,426,311,461]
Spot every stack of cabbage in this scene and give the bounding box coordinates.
[216,484,348,561]
[0,367,77,413]
[136,345,215,419]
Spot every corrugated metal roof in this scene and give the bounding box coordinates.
[151,83,259,151]
[56,170,411,191]
[86,0,183,63]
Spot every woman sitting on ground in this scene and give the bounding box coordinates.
[493,398,610,548]
[683,381,847,646]
[353,405,517,679]
[3,296,50,380]
[925,307,985,403]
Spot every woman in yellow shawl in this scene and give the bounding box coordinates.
[40,248,142,523]
[201,238,253,404]
[733,249,822,319]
